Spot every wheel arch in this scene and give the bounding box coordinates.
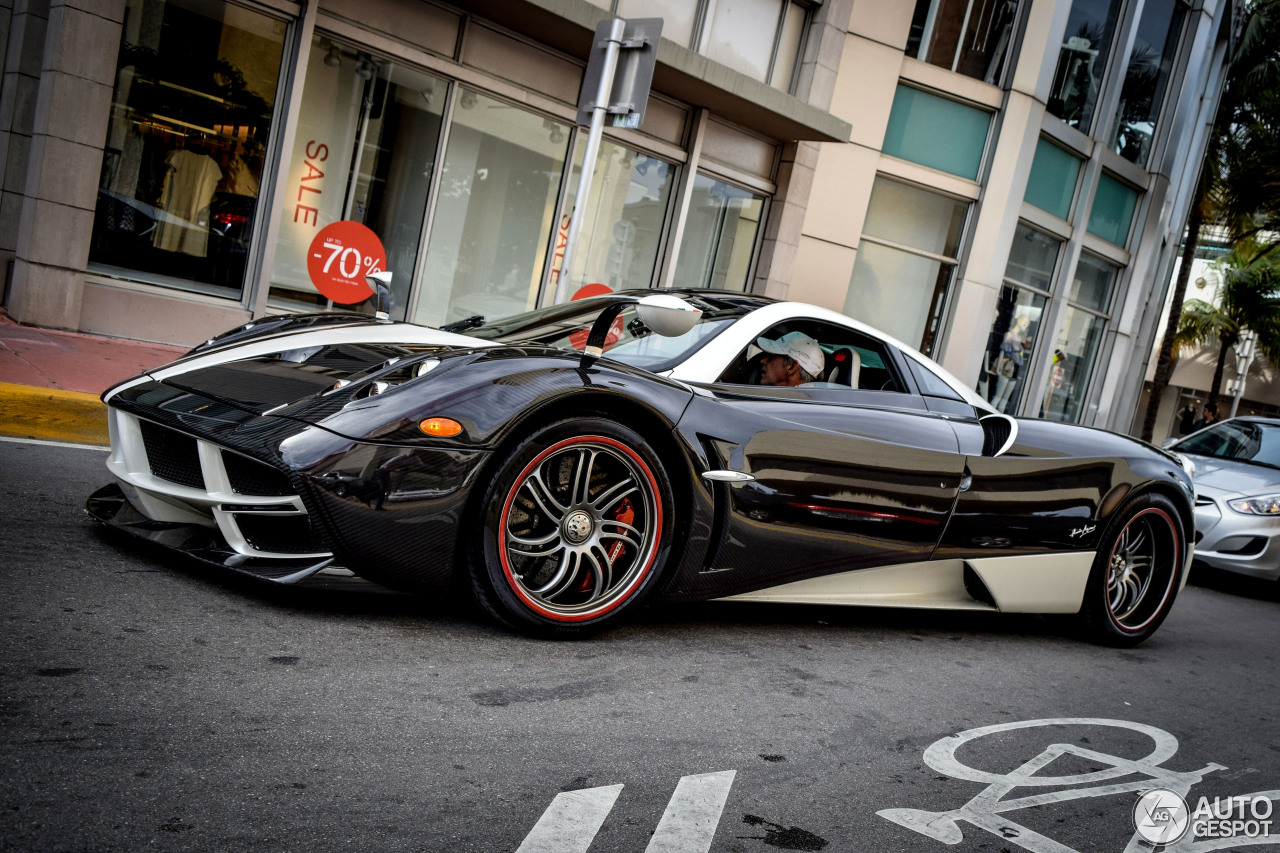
[456,390,695,584]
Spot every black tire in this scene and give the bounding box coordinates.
[467,418,675,637]
[1078,493,1186,646]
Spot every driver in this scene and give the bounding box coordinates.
[756,331,824,387]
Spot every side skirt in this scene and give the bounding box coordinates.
[715,552,1095,614]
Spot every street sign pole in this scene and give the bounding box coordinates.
[556,18,624,304]
[1229,329,1258,418]
[555,17,661,304]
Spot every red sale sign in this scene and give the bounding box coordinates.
[307,221,387,304]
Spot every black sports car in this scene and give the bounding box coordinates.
[87,290,1195,644]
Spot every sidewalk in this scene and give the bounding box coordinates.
[0,308,185,445]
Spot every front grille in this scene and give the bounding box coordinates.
[140,421,205,489]
[223,451,295,496]
[234,515,321,554]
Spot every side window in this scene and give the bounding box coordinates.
[716,320,906,393]
[907,356,964,401]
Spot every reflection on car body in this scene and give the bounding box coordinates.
[87,289,1194,644]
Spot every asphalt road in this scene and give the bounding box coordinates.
[2,438,1279,853]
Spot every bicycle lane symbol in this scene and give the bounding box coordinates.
[878,717,1280,853]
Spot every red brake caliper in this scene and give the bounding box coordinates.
[608,498,635,566]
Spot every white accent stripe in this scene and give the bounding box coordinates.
[515,784,622,853]
[645,770,736,853]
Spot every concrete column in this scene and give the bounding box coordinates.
[0,0,47,297]
[5,0,122,328]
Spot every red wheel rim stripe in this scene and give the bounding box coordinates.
[498,435,663,623]
[1106,506,1181,634]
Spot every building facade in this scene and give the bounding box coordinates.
[0,0,1235,433]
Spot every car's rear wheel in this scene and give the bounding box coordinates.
[1079,493,1185,646]
[468,419,674,637]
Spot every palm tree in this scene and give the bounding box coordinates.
[1173,243,1280,416]
[1140,0,1280,441]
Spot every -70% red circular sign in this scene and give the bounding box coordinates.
[307,221,387,304]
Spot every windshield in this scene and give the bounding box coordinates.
[463,293,763,372]
[1173,420,1280,471]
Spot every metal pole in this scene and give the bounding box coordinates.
[555,18,625,304]
[1229,330,1257,418]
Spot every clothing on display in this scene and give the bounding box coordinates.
[152,148,223,257]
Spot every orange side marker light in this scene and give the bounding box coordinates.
[419,417,463,437]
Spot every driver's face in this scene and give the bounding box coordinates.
[760,353,797,386]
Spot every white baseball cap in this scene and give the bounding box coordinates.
[756,331,824,377]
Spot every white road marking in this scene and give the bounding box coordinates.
[645,770,737,853]
[0,435,107,451]
[515,784,622,853]
[516,770,737,853]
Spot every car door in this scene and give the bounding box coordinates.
[670,324,966,597]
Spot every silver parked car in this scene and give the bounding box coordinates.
[1168,416,1280,581]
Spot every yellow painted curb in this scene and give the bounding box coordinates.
[0,382,108,445]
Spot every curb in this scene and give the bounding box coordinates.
[0,382,108,445]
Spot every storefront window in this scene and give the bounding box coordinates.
[1024,138,1081,221]
[1047,0,1124,131]
[1041,253,1118,422]
[89,0,285,299]
[554,140,674,296]
[882,86,990,181]
[414,88,570,327]
[1087,173,1139,246]
[845,178,967,355]
[671,175,764,292]
[906,0,1020,84]
[702,0,808,90]
[268,38,445,318]
[1111,0,1189,166]
[977,224,1059,414]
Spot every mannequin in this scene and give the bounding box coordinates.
[992,315,1031,412]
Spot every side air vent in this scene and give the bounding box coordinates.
[139,420,206,489]
[978,413,1018,457]
[223,451,296,496]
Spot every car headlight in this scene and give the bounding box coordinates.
[1227,494,1280,515]
[1170,451,1196,481]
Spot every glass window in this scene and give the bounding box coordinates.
[882,86,990,180]
[905,0,1021,84]
[1111,0,1190,166]
[267,39,445,318]
[413,89,570,327]
[977,224,1058,414]
[1087,173,1138,246]
[1047,0,1124,130]
[845,178,968,355]
[1024,138,1081,221]
[1041,253,1117,422]
[616,0,697,47]
[1005,223,1061,291]
[552,140,674,297]
[770,2,808,91]
[703,0,785,82]
[671,175,764,291]
[89,0,285,299]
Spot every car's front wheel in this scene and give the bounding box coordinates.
[468,419,674,637]
[1079,493,1185,646]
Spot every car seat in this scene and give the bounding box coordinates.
[826,347,861,388]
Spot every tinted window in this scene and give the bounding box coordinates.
[907,356,963,401]
[1174,421,1280,470]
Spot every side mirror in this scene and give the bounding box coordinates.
[366,270,393,321]
[579,295,702,368]
[635,294,702,337]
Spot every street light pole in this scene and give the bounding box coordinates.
[1228,329,1258,418]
